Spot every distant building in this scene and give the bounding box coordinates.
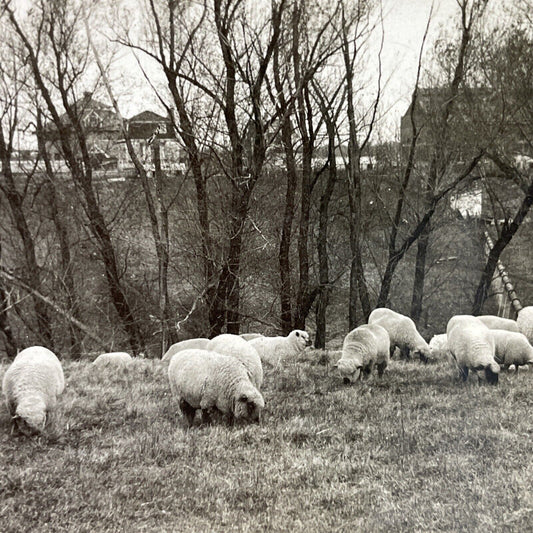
[120,110,185,172]
[41,92,184,172]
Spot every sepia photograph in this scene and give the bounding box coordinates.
[1,0,532,531]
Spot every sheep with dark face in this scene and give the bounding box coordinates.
[162,338,209,362]
[368,308,431,362]
[446,315,499,384]
[249,329,311,367]
[168,349,264,427]
[334,323,390,384]
[2,346,64,435]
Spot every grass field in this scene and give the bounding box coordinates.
[1,351,533,532]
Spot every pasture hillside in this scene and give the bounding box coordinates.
[1,354,533,532]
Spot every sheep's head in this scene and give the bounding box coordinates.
[14,400,47,435]
[333,359,361,384]
[290,330,312,351]
[233,387,265,423]
[485,362,500,385]
[412,344,431,364]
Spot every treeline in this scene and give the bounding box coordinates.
[0,0,532,359]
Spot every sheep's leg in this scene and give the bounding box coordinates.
[399,346,410,360]
[201,409,213,425]
[459,366,469,382]
[362,362,374,379]
[179,400,197,427]
[377,361,387,377]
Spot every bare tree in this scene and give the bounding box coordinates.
[4,0,145,353]
[472,23,533,313]
[0,35,54,349]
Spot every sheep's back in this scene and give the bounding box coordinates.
[162,338,210,362]
[342,327,378,367]
[3,346,64,407]
[447,322,495,368]
[207,334,263,389]
[477,315,519,332]
[491,330,533,366]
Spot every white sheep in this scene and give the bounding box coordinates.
[92,352,133,367]
[240,333,264,341]
[446,315,499,384]
[206,334,263,389]
[476,315,519,332]
[333,323,390,384]
[161,338,210,362]
[2,346,64,435]
[168,349,264,427]
[517,306,533,345]
[491,330,533,370]
[249,329,311,367]
[368,308,431,362]
[428,334,452,362]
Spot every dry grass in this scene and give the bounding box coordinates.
[1,352,533,532]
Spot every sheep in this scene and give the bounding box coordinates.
[168,349,264,427]
[161,338,209,362]
[446,315,499,384]
[92,352,132,367]
[333,323,390,384]
[491,330,533,371]
[517,306,533,345]
[249,329,311,367]
[240,333,264,341]
[206,334,263,389]
[368,308,431,362]
[2,346,64,435]
[428,334,452,362]
[476,315,519,332]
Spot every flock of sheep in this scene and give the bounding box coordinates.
[2,306,533,436]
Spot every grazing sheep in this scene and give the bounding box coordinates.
[161,338,209,362]
[2,346,64,435]
[477,315,519,332]
[168,349,264,427]
[517,306,533,345]
[491,330,533,370]
[207,334,263,389]
[240,333,264,341]
[429,334,452,361]
[92,352,132,367]
[249,329,311,367]
[333,323,390,384]
[368,308,431,362]
[446,315,499,384]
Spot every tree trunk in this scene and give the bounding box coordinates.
[153,140,174,354]
[473,178,533,314]
[0,129,54,348]
[315,144,337,348]
[0,242,17,359]
[410,222,430,324]
[274,42,297,335]
[36,111,82,357]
